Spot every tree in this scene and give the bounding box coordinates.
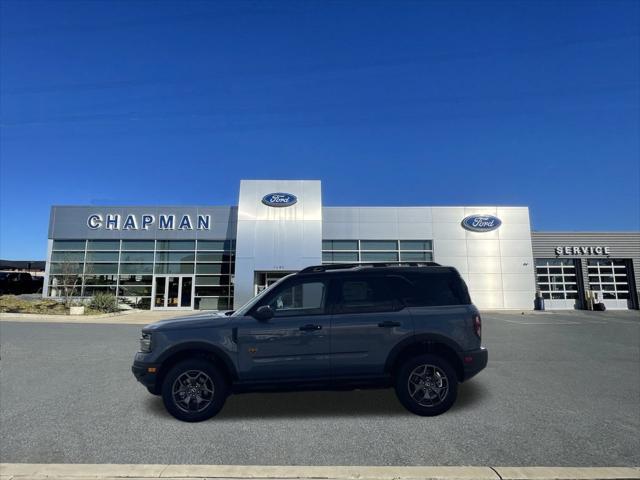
[50,254,83,308]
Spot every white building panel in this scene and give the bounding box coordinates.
[466,239,501,257]
[467,257,502,274]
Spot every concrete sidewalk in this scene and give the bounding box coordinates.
[0,310,188,325]
[1,464,639,480]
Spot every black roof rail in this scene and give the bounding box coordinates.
[299,262,441,274]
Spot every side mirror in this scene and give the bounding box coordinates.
[253,305,274,321]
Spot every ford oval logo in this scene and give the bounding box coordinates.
[461,214,502,232]
[261,192,298,207]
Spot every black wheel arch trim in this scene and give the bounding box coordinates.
[384,333,464,374]
[156,342,238,380]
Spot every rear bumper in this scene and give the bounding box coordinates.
[461,347,488,381]
[132,360,160,394]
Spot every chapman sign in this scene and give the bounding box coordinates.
[555,246,611,256]
[87,213,211,231]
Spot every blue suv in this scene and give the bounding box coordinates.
[132,264,488,422]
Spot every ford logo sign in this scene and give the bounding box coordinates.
[461,214,502,232]
[261,193,298,207]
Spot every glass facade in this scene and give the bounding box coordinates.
[48,239,235,310]
[322,239,434,264]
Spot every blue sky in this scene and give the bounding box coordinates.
[1,0,638,260]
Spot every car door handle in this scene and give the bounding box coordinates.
[378,320,401,328]
[299,324,322,331]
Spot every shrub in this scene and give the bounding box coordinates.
[89,293,119,313]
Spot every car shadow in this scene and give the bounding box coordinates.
[145,381,487,419]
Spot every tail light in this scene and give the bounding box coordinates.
[472,314,482,338]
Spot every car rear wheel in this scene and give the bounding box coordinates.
[394,354,458,416]
[161,359,228,422]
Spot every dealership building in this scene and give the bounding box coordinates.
[44,180,640,312]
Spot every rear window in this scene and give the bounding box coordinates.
[390,271,471,307]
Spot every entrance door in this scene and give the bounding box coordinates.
[254,271,294,296]
[153,275,194,309]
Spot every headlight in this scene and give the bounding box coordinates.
[140,332,152,353]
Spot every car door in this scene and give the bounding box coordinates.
[329,274,413,379]
[236,276,331,383]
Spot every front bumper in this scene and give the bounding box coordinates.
[461,347,488,381]
[132,358,160,394]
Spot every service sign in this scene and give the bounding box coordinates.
[261,193,298,207]
[461,214,502,232]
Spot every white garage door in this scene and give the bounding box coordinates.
[588,259,631,310]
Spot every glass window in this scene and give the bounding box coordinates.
[265,280,327,317]
[156,240,195,250]
[154,263,194,274]
[155,252,195,262]
[195,297,231,310]
[196,252,231,262]
[84,286,116,296]
[86,252,119,262]
[323,252,358,262]
[52,240,86,251]
[84,275,117,285]
[196,263,232,274]
[119,275,153,285]
[195,286,229,297]
[335,276,396,314]
[400,252,433,262]
[84,263,118,274]
[51,251,85,262]
[195,275,228,286]
[197,240,234,251]
[333,240,359,250]
[395,272,470,307]
[121,240,155,250]
[50,262,84,274]
[361,252,398,262]
[119,263,154,274]
[360,240,397,251]
[400,240,433,251]
[120,251,154,263]
[48,275,81,286]
[118,285,153,296]
[86,240,119,250]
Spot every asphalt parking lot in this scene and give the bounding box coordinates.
[0,310,638,466]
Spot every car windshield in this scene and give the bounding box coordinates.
[232,274,293,317]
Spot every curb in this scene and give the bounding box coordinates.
[1,464,639,480]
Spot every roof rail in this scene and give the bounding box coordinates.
[299,262,441,274]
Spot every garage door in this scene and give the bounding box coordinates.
[587,259,631,310]
[536,258,580,310]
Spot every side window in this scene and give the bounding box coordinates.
[400,272,470,307]
[335,276,397,314]
[266,280,327,317]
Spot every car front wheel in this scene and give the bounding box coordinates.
[395,354,458,416]
[161,359,228,422]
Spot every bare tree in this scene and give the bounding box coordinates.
[51,254,83,308]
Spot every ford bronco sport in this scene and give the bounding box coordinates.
[132,263,488,422]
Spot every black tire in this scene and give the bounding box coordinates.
[394,354,458,416]
[161,359,228,422]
